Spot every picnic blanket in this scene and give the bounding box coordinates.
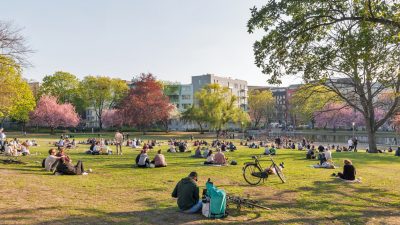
[202,163,228,167]
[338,177,362,183]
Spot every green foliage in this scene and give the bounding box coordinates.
[0,56,35,122]
[184,84,250,131]
[39,71,80,103]
[248,89,275,128]
[80,76,129,129]
[248,0,400,152]
[290,85,341,124]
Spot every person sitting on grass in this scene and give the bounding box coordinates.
[202,147,209,158]
[306,148,315,159]
[264,145,271,155]
[333,159,356,181]
[44,148,63,171]
[214,148,227,165]
[56,148,71,163]
[137,149,150,168]
[168,144,177,153]
[204,150,214,165]
[269,145,276,155]
[172,171,202,213]
[395,147,400,156]
[193,147,202,158]
[152,150,167,167]
[21,142,30,156]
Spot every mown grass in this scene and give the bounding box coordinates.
[0,132,399,225]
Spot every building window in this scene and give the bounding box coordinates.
[182,95,191,100]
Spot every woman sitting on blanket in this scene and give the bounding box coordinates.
[204,150,214,165]
[333,159,356,181]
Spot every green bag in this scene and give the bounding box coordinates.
[204,181,227,218]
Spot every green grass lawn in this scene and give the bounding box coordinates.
[0,133,399,225]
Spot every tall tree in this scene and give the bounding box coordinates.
[194,84,250,133]
[39,71,80,103]
[0,56,35,125]
[80,76,128,129]
[29,96,80,134]
[181,106,208,134]
[248,1,400,152]
[248,89,275,128]
[120,73,173,133]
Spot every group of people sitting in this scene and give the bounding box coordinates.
[168,141,189,153]
[55,138,76,149]
[135,149,167,168]
[263,145,277,155]
[43,148,89,175]
[85,139,112,155]
[203,148,228,165]
[0,138,35,156]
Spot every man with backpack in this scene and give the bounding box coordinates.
[172,171,202,213]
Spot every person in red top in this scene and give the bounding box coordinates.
[213,149,227,165]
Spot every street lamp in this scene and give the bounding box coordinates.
[352,122,355,138]
[241,121,244,140]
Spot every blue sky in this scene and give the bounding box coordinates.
[2,0,300,86]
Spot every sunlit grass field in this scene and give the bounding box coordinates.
[0,132,399,225]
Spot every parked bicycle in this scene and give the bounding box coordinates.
[242,155,286,185]
[227,195,271,211]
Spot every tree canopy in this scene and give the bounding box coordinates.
[248,89,275,128]
[39,71,80,103]
[120,73,174,133]
[80,76,129,129]
[0,56,35,124]
[248,0,400,152]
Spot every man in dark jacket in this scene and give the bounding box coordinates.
[172,171,202,213]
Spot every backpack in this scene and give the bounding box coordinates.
[41,158,46,168]
[202,181,226,218]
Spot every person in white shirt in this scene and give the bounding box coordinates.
[348,138,354,151]
[324,148,332,162]
[204,150,214,165]
[44,149,62,171]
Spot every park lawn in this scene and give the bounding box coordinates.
[0,133,400,225]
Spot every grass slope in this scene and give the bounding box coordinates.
[0,133,399,225]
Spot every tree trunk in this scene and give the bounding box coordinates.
[50,127,55,135]
[199,123,204,134]
[366,121,378,153]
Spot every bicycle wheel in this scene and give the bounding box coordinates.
[274,164,286,183]
[243,164,263,185]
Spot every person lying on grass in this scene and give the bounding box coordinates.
[53,149,88,175]
[172,171,202,213]
[44,148,63,171]
[151,149,167,167]
[332,159,356,181]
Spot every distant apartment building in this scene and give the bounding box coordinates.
[164,84,193,112]
[192,74,248,110]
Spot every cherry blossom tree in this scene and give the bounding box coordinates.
[29,96,80,134]
[102,109,123,128]
[314,103,354,129]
